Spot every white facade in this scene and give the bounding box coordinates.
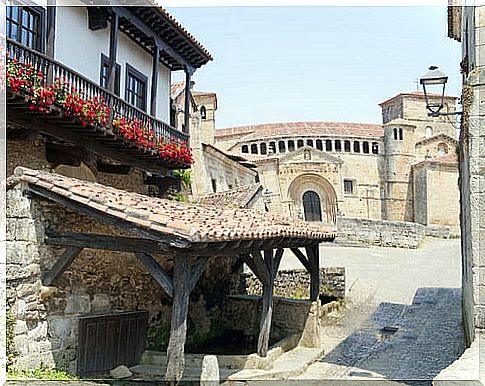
[54,2,171,122]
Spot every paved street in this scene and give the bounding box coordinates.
[288,238,465,384]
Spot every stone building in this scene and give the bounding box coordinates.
[214,92,460,230]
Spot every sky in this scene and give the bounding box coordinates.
[167,6,462,129]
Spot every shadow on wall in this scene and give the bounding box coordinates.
[320,287,465,386]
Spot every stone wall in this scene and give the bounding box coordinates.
[337,216,425,248]
[6,184,239,373]
[240,267,345,300]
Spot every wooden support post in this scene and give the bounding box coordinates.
[136,253,174,298]
[257,249,275,357]
[43,246,83,286]
[306,244,320,301]
[183,67,191,135]
[150,41,160,117]
[166,255,190,383]
[45,1,56,85]
[107,12,119,94]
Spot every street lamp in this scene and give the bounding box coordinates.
[419,66,462,117]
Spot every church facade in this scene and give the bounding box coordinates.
[212,92,460,229]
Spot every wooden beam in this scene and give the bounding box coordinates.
[257,249,274,357]
[231,255,245,274]
[183,68,191,135]
[96,162,133,175]
[273,248,284,277]
[108,11,119,94]
[306,244,320,301]
[136,253,173,298]
[165,255,191,383]
[45,231,166,253]
[45,2,56,84]
[240,254,265,284]
[43,246,83,286]
[290,247,312,272]
[188,257,208,293]
[151,41,160,117]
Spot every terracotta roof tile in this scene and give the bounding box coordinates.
[196,183,263,208]
[215,121,383,141]
[15,168,336,247]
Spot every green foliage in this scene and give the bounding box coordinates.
[147,324,171,351]
[6,310,16,370]
[173,192,189,202]
[8,365,78,380]
[173,169,192,191]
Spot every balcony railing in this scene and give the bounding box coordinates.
[6,39,189,147]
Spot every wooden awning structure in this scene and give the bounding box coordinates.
[12,167,336,382]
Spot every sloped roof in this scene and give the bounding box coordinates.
[378,91,457,107]
[13,168,335,251]
[215,121,383,141]
[415,132,458,147]
[196,184,263,208]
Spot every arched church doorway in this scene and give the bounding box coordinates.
[303,191,322,221]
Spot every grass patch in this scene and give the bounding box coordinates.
[8,366,79,380]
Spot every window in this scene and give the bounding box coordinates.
[242,145,249,153]
[269,142,276,153]
[125,64,148,111]
[260,143,267,155]
[344,140,351,152]
[425,126,433,137]
[100,54,121,96]
[399,128,403,140]
[297,139,304,148]
[325,140,332,151]
[306,139,314,147]
[437,143,449,156]
[7,6,44,52]
[278,141,286,153]
[335,140,342,152]
[200,106,207,120]
[211,179,217,193]
[250,144,258,154]
[288,140,295,152]
[363,141,370,154]
[353,141,360,153]
[316,139,323,150]
[344,179,354,195]
[304,149,311,160]
[393,128,398,140]
[372,142,379,154]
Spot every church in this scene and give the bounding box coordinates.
[173,84,460,231]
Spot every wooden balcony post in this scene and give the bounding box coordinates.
[150,41,160,117]
[46,1,56,85]
[183,66,195,136]
[107,11,119,94]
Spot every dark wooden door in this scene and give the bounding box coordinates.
[303,191,322,222]
[77,311,148,376]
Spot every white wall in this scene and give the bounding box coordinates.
[54,2,171,122]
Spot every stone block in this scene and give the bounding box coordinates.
[48,317,77,341]
[109,365,133,379]
[65,293,91,315]
[6,192,31,218]
[28,321,48,342]
[200,355,220,386]
[14,320,28,335]
[29,341,52,353]
[91,293,110,312]
[15,219,37,242]
[13,334,29,356]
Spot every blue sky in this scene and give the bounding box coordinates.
[168,7,461,129]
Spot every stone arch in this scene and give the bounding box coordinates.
[288,173,338,223]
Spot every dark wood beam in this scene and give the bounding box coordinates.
[257,249,274,357]
[6,129,39,141]
[28,185,191,248]
[46,2,56,84]
[45,231,166,253]
[43,246,83,286]
[306,244,320,301]
[290,247,312,272]
[136,253,173,298]
[273,248,284,277]
[165,255,190,383]
[188,257,208,293]
[108,11,119,94]
[96,162,133,175]
[151,41,160,117]
[183,67,191,135]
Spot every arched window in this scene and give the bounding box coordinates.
[303,191,322,222]
[288,140,295,152]
[372,142,379,154]
[250,144,258,154]
[363,141,370,154]
[425,126,433,137]
[242,145,249,153]
[344,140,351,152]
[353,141,360,153]
[200,106,207,120]
[316,139,323,150]
[393,128,398,140]
[269,142,276,154]
[304,149,312,160]
[297,139,304,148]
[278,140,286,153]
[399,128,403,140]
[335,140,342,152]
[437,143,449,156]
[325,140,333,151]
[306,139,314,147]
[260,143,267,155]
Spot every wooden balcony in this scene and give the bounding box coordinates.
[6,39,191,174]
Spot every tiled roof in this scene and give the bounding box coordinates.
[14,168,335,249]
[378,91,457,106]
[215,121,384,141]
[196,184,263,209]
[415,132,458,146]
[170,81,186,100]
